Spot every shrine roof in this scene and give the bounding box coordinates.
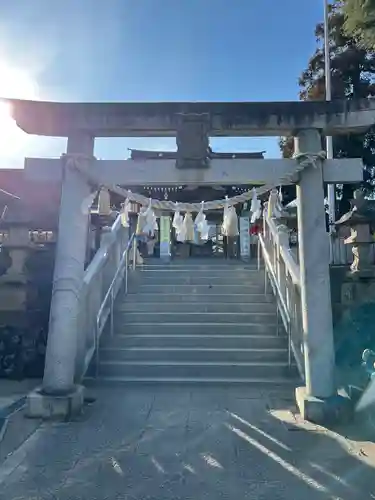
[4,98,375,138]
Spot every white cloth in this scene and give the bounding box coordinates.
[142,201,158,236]
[173,210,185,241]
[183,212,195,241]
[98,188,111,216]
[120,198,130,227]
[222,202,239,237]
[250,188,262,223]
[194,204,210,241]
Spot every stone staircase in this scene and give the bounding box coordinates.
[96,260,299,384]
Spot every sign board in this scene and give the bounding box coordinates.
[239,216,250,259]
[159,215,171,260]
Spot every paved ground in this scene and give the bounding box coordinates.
[0,379,39,412]
[0,384,375,499]
[0,379,42,464]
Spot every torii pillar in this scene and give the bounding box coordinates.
[26,134,94,419]
[294,129,352,423]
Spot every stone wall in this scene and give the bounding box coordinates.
[0,230,55,380]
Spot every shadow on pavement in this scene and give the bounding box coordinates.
[0,385,374,499]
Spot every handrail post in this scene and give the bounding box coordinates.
[276,302,280,336]
[287,322,292,368]
[257,237,261,271]
[110,288,114,337]
[132,236,137,270]
[125,252,129,294]
[95,319,100,378]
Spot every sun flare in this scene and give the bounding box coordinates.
[0,63,38,156]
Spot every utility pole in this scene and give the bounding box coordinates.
[324,0,336,229]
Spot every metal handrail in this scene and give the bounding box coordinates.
[258,234,290,321]
[258,233,305,380]
[84,215,126,282]
[94,231,136,375]
[258,234,292,364]
[97,232,136,330]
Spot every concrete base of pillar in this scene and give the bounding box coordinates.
[25,385,85,420]
[295,386,353,425]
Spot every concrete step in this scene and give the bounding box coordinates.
[140,261,260,269]
[118,302,276,314]
[124,293,273,304]
[106,333,286,349]
[118,312,276,324]
[97,360,297,380]
[92,257,297,386]
[138,269,261,278]
[133,284,266,294]
[117,323,278,335]
[136,275,264,285]
[86,376,297,386]
[100,346,288,363]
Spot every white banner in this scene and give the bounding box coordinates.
[159,215,171,259]
[239,216,250,259]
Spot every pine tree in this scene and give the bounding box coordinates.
[343,0,375,50]
[280,0,375,215]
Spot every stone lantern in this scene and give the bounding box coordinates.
[335,189,375,276]
[0,203,31,285]
[0,201,34,378]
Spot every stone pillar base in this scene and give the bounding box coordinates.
[295,386,353,424]
[26,385,85,419]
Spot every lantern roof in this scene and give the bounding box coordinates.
[335,190,375,226]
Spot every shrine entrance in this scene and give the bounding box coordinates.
[137,213,238,260]
[6,98,368,423]
[171,220,236,260]
[141,212,240,260]
[123,148,264,261]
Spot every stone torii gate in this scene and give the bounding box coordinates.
[6,98,370,420]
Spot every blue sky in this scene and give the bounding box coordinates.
[0,0,324,168]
